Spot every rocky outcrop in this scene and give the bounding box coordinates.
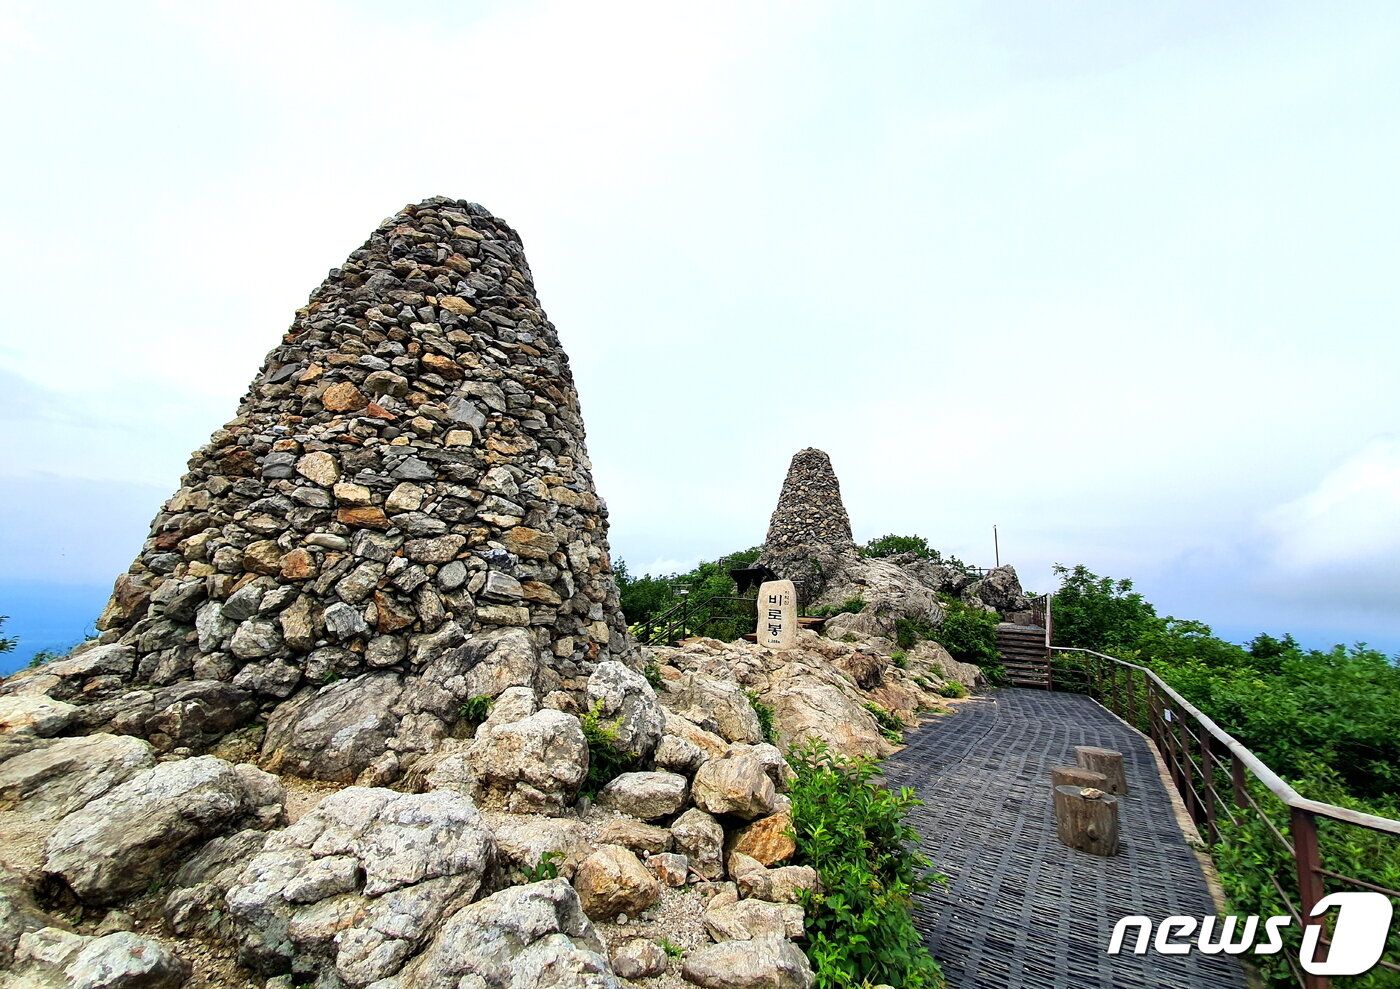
[7,927,192,989]
[225,787,493,984]
[44,756,284,905]
[385,879,617,989]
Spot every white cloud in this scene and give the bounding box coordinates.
[1256,437,1400,610]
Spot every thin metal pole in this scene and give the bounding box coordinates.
[993,525,1000,567]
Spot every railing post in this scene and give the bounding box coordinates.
[1110,662,1121,717]
[1176,705,1201,826]
[1201,734,1218,842]
[1291,807,1331,989]
[1231,753,1248,809]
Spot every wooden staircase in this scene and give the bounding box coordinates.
[996,623,1052,689]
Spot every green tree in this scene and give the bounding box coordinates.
[0,616,15,654]
[1048,564,1159,654]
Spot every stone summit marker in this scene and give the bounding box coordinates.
[757,579,797,650]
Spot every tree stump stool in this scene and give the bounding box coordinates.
[1053,785,1120,856]
[1075,745,1127,795]
[1051,766,1109,790]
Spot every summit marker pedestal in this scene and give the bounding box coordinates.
[757,579,797,650]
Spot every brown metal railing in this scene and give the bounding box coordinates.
[1048,646,1400,988]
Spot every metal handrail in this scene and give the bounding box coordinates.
[1047,644,1400,988]
[1051,646,1400,837]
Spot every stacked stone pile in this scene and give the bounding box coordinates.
[762,448,856,558]
[758,446,1034,628]
[18,198,629,775]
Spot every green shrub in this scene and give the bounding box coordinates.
[860,535,979,576]
[747,690,779,745]
[928,598,1000,667]
[890,650,908,669]
[580,701,641,795]
[894,616,939,651]
[788,740,945,988]
[658,938,684,959]
[0,616,14,655]
[862,702,905,743]
[813,596,867,620]
[938,681,967,699]
[642,659,664,688]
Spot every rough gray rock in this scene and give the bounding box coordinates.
[384,878,619,989]
[653,734,707,775]
[610,938,668,979]
[703,898,805,941]
[692,749,778,821]
[9,927,192,989]
[468,709,588,815]
[663,673,762,745]
[0,734,156,820]
[966,565,1030,613]
[0,695,76,738]
[671,808,725,881]
[681,936,815,989]
[0,863,53,968]
[43,756,285,904]
[572,844,661,921]
[586,661,664,762]
[597,771,689,822]
[261,673,404,782]
[454,627,541,700]
[225,787,493,985]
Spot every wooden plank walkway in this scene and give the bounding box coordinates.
[882,688,1252,989]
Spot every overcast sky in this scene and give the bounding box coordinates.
[3,0,1398,668]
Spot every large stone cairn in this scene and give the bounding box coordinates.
[87,197,628,749]
[760,448,857,601]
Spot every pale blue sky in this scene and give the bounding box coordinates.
[3,1,1399,668]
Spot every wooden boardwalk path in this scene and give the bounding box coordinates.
[882,688,1252,989]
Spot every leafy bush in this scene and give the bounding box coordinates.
[1048,564,1158,655]
[890,650,908,669]
[894,615,938,651]
[860,535,978,576]
[0,616,15,654]
[937,681,967,699]
[580,700,641,795]
[787,741,945,988]
[927,598,1000,667]
[642,659,664,688]
[747,689,778,745]
[617,548,763,642]
[861,534,935,559]
[862,702,905,743]
[812,596,868,620]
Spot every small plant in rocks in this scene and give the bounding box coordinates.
[580,701,641,795]
[862,702,905,743]
[521,850,563,882]
[746,689,779,745]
